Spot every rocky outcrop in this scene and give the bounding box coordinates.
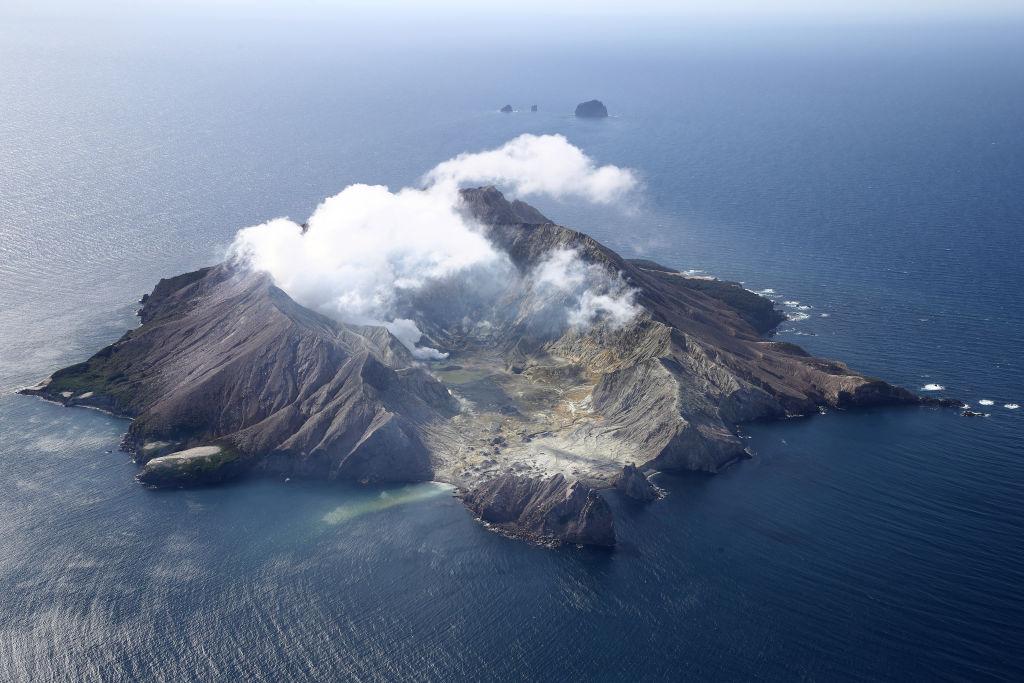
[458,184,551,227]
[574,100,608,118]
[500,104,513,113]
[530,104,538,112]
[615,464,659,502]
[463,473,615,547]
[137,445,244,488]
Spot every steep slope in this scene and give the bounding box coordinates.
[465,473,615,547]
[22,265,459,484]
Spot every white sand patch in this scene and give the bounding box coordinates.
[152,445,222,464]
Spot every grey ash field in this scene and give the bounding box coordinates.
[21,187,955,547]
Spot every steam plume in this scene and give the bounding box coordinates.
[425,134,638,203]
[230,134,640,358]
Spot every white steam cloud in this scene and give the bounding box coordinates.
[385,318,450,360]
[425,134,638,203]
[230,134,640,358]
[232,183,497,324]
[532,248,640,328]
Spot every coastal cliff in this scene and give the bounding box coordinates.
[465,474,614,547]
[21,187,957,547]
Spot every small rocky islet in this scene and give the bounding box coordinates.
[574,99,608,118]
[21,187,959,548]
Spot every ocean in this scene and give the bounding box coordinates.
[1,11,1022,681]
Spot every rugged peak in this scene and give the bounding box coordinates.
[458,186,550,226]
[459,186,626,278]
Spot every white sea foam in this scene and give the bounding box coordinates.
[978,399,995,406]
[787,312,810,322]
[756,288,775,295]
[783,300,800,307]
[921,384,945,391]
[1005,403,1020,410]
[819,313,830,318]
[796,304,812,310]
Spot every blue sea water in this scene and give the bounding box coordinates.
[1,12,1023,681]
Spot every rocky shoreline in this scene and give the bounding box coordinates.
[20,187,961,547]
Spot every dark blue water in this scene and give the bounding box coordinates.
[1,12,1022,681]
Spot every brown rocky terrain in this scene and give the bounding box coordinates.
[21,187,957,547]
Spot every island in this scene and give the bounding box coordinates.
[21,187,957,547]
[574,99,608,118]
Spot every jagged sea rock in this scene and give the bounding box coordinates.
[530,104,538,112]
[464,473,615,547]
[574,99,608,118]
[500,104,513,113]
[615,464,659,502]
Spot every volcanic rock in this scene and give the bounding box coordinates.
[574,99,608,118]
[137,445,243,487]
[615,463,659,501]
[464,473,615,546]
[21,186,960,548]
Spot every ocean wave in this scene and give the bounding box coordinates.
[783,300,800,307]
[819,313,830,318]
[786,312,810,322]
[921,384,945,391]
[978,399,995,406]
[1005,403,1020,410]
